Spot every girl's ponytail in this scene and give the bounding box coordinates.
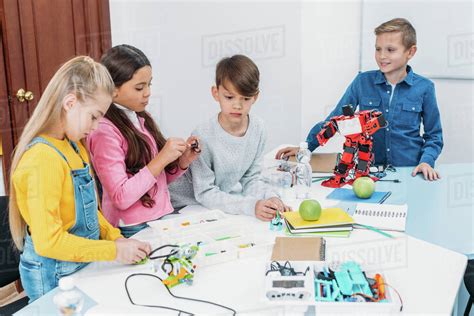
[9,56,114,250]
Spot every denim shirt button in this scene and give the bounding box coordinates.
[386,109,389,112]
[412,107,415,110]
[369,101,372,105]
[387,128,390,131]
[387,148,390,152]
[387,90,390,94]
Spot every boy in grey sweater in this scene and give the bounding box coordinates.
[169,55,290,221]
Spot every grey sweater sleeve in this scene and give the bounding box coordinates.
[240,126,278,199]
[191,145,259,216]
[186,114,277,216]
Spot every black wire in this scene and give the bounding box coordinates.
[161,259,173,274]
[164,281,237,315]
[385,165,397,172]
[377,179,401,183]
[125,273,193,315]
[148,244,179,260]
[299,266,310,276]
[265,261,310,276]
[265,262,282,276]
[382,282,404,312]
[370,164,399,181]
[125,273,236,315]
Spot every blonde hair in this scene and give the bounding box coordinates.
[9,56,114,250]
[374,18,417,49]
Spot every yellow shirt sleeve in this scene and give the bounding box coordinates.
[13,139,118,262]
[98,211,123,241]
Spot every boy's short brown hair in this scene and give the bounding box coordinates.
[215,55,259,97]
[374,18,417,49]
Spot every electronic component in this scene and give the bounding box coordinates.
[190,139,201,153]
[269,211,283,231]
[147,243,199,288]
[265,262,313,301]
[266,276,312,301]
[334,261,372,297]
[374,274,386,299]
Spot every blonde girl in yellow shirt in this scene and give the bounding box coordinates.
[9,56,151,302]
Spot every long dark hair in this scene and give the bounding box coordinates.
[101,44,177,208]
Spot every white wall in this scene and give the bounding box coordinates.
[435,80,473,163]
[361,0,473,79]
[110,1,302,152]
[110,0,473,163]
[301,1,361,153]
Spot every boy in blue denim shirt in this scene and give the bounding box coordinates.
[277,18,443,181]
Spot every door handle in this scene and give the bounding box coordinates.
[16,88,34,102]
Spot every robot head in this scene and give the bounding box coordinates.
[342,105,355,117]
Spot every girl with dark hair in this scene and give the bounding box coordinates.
[87,44,200,237]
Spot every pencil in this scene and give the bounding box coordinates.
[379,191,392,204]
[215,235,240,241]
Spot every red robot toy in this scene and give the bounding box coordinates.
[316,105,387,188]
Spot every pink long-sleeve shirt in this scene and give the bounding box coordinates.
[87,117,185,227]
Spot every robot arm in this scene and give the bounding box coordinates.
[317,120,338,146]
[317,105,357,146]
[364,111,387,135]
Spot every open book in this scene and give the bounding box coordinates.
[354,203,408,232]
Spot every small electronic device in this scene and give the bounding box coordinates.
[266,276,312,301]
[263,261,403,312]
[267,276,311,301]
[269,211,283,231]
[190,139,201,153]
[265,262,313,301]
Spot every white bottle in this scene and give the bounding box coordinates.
[273,170,293,199]
[295,142,312,199]
[53,276,84,316]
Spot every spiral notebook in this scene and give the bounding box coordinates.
[326,188,391,204]
[353,203,408,232]
[271,237,326,261]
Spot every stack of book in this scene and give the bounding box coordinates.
[282,208,354,238]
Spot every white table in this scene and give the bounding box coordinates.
[16,149,469,315]
[264,145,474,256]
[17,204,466,315]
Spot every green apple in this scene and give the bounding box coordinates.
[299,199,322,221]
[352,177,376,199]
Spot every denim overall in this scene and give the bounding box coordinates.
[118,222,149,238]
[19,137,100,303]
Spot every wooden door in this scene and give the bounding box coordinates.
[0,0,111,189]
